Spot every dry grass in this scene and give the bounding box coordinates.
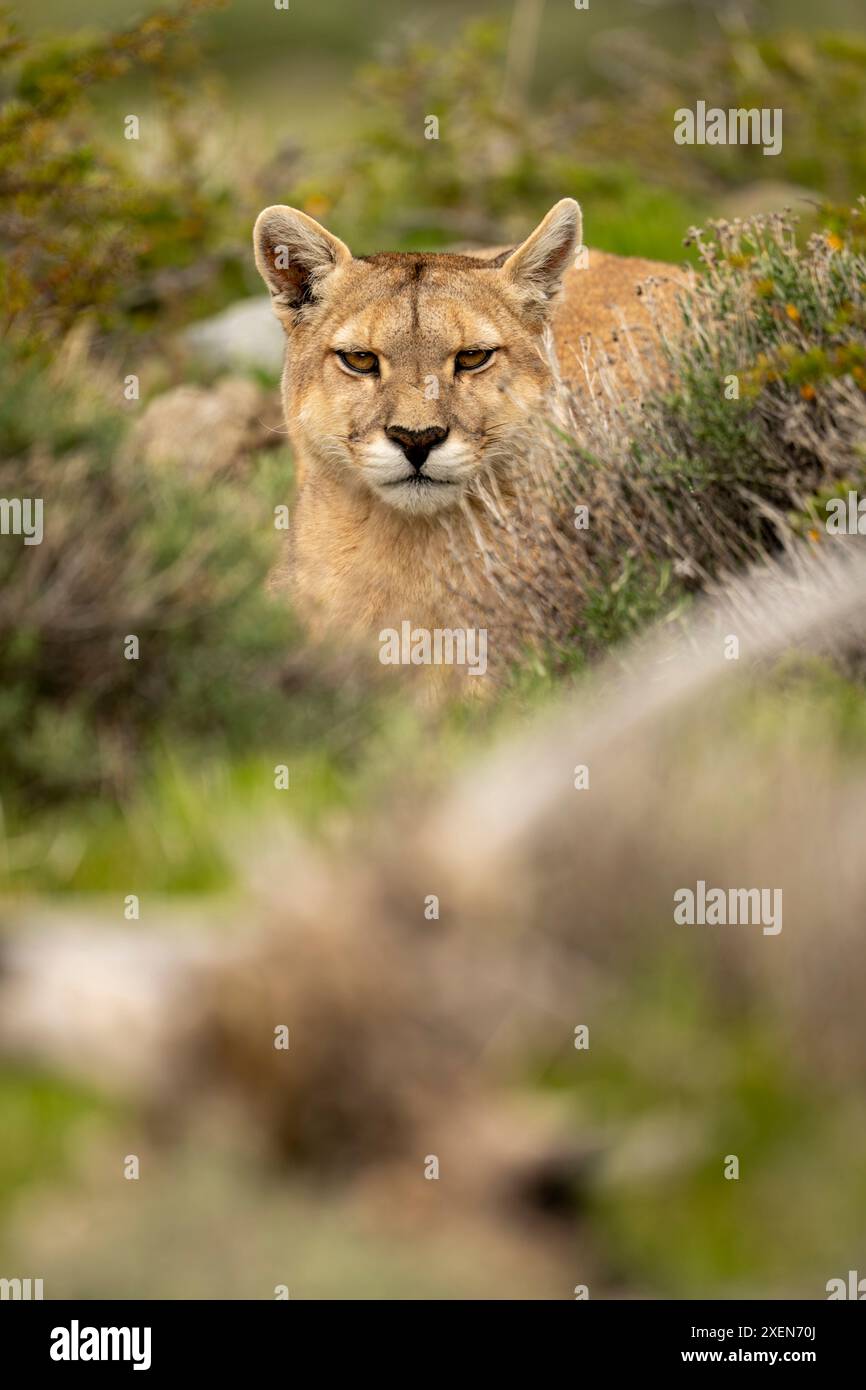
[449,206,866,674]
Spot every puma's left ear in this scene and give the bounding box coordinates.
[500,198,582,318]
[254,205,352,319]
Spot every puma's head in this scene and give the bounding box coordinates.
[253,199,581,516]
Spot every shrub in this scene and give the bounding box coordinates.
[0,0,247,347]
[460,203,866,670]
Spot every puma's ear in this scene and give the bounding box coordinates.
[253,205,352,316]
[500,198,582,319]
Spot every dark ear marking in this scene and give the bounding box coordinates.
[253,205,352,317]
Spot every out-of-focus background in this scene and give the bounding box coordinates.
[1,0,866,1299]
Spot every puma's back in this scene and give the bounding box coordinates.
[552,247,686,392]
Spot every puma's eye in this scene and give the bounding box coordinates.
[455,348,494,372]
[337,350,379,375]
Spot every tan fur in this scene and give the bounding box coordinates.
[253,201,686,657]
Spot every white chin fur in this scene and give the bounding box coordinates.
[376,478,463,516]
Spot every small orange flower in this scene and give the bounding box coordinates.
[800,383,816,401]
[807,528,821,543]
[785,304,800,322]
[826,233,843,251]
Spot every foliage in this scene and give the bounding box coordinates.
[572,17,866,202]
[473,203,866,671]
[0,0,248,346]
[290,13,866,258]
[290,18,702,259]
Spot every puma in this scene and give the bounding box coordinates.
[253,199,685,668]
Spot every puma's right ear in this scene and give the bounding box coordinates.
[500,198,582,321]
[253,205,352,317]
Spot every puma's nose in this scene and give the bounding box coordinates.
[385,425,449,471]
